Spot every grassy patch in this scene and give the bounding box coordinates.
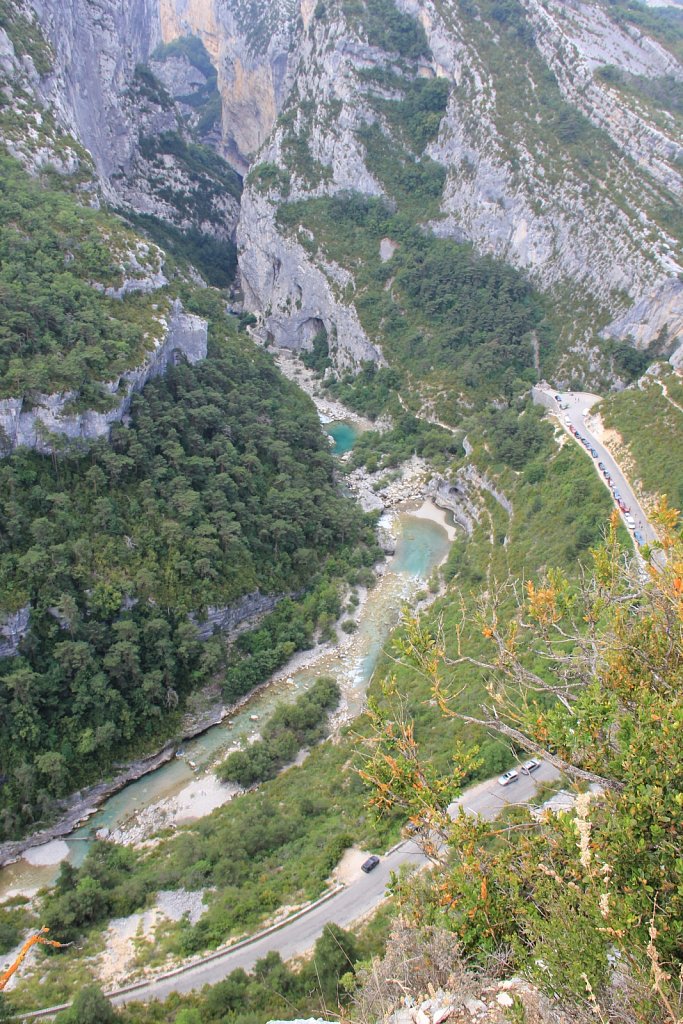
[599,372,683,509]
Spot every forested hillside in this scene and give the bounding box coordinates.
[0,294,375,840]
[0,153,167,400]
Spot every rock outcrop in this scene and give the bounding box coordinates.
[233,0,683,365]
[190,590,284,641]
[0,606,31,659]
[239,190,383,369]
[3,0,683,369]
[0,300,207,456]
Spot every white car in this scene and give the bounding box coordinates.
[564,415,571,425]
[624,513,636,530]
[521,758,541,775]
[498,769,519,787]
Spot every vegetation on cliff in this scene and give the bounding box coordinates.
[361,503,683,1022]
[0,292,375,840]
[0,152,170,400]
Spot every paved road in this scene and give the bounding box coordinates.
[100,762,558,1007]
[534,386,657,548]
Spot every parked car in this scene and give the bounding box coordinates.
[591,449,598,458]
[520,758,541,775]
[361,855,380,873]
[554,394,562,402]
[613,490,622,501]
[634,530,645,546]
[598,461,605,471]
[498,769,519,787]
[624,513,636,530]
[564,415,572,425]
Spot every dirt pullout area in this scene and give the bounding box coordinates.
[98,890,207,988]
[332,846,376,886]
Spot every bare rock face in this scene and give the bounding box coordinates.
[236,0,682,366]
[157,0,300,172]
[395,0,682,351]
[30,0,162,181]
[0,606,31,659]
[239,190,383,369]
[0,301,208,456]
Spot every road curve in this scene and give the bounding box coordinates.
[110,762,560,1006]
[18,763,560,1017]
[533,386,657,548]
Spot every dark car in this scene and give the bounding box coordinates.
[598,461,605,471]
[361,855,380,874]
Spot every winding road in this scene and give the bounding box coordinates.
[21,762,560,1017]
[533,385,658,548]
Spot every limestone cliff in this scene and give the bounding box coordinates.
[234,0,683,370]
[3,0,682,375]
[0,300,208,456]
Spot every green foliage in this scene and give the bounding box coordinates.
[483,402,549,470]
[605,0,683,61]
[358,122,446,219]
[279,193,551,413]
[596,65,683,118]
[121,924,373,1024]
[0,151,165,398]
[132,66,173,109]
[138,132,242,205]
[300,327,332,373]
[149,38,222,137]
[218,676,341,786]
[367,511,683,1020]
[0,309,374,839]
[348,415,460,473]
[152,36,215,80]
[246,161,292,196]
[44,845,152,942]
[0,0,53,74]
[0,917,19,954]
[121,211,237,288]
[55,985,119,1024]
[344,0,430,59]
[366,74,450,154]
[326,362,403,419]
[600,372,683,510]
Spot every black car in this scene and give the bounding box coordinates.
[361,855,380,873]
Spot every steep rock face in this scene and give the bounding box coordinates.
[0,607,31,660]
[395,0,681,349]
[0,301,208,456]
[5,1,242,243]
[190,590,284,640]
[30,0,161,181]
[235,0,682,368]
[239,190,383,368]
[524,0,682,193]
[237,13,404,365]
[158,0,301,172]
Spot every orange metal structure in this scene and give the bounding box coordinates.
[0,927,67,991]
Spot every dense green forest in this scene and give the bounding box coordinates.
[0,153,168,399]
[0,297,375,840]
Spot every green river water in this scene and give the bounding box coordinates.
[0,424,451,898]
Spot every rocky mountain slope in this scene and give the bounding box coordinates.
[2,0,682,388]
